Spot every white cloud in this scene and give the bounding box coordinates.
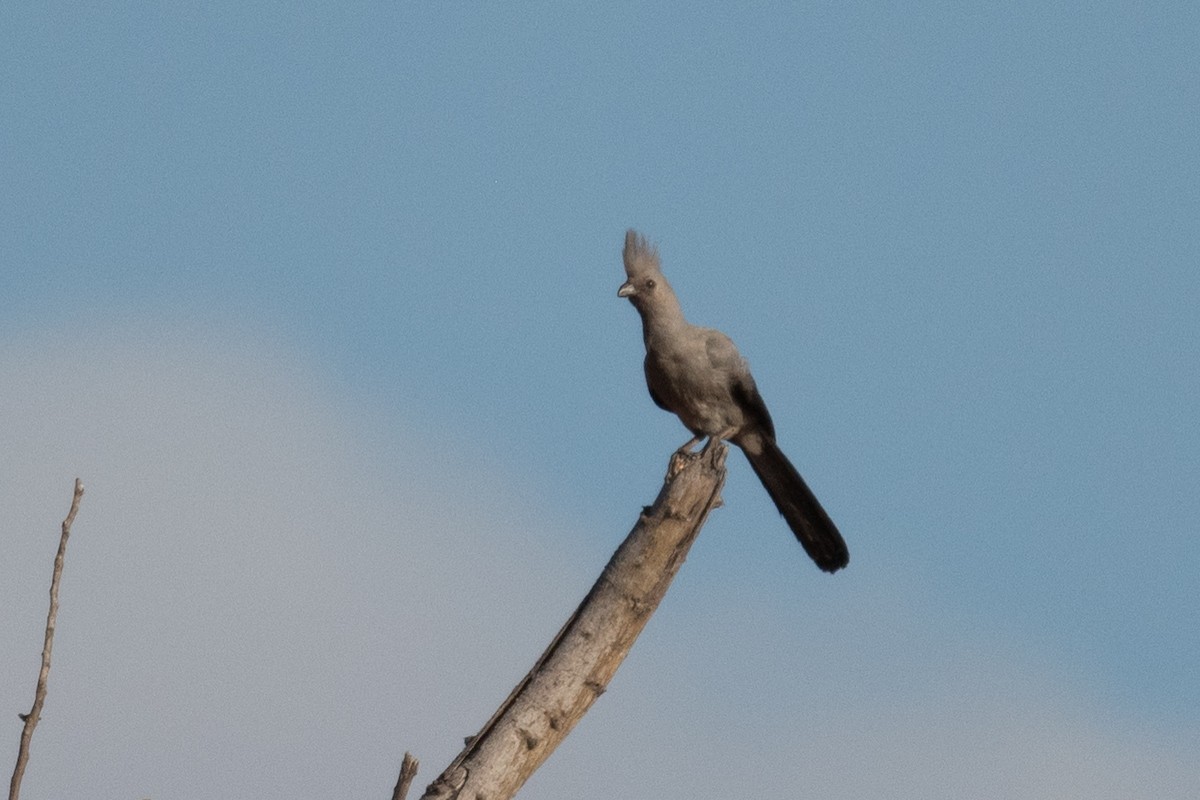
[0,321,584,799]
[2,321,1196,800]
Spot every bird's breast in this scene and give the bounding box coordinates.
[645,345,746,437]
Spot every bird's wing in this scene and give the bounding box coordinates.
[703,331,777,439]
[731,373,776,440]
[702,328,741,370]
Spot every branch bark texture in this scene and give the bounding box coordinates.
[420,446,727,800]
[392,752,420,800]
[9,478,84,800]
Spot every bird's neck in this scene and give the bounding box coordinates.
[638,290,689,346]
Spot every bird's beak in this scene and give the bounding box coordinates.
[617,281,635,298]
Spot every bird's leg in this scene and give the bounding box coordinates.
[675,434,704,456]
[701,429,737,455]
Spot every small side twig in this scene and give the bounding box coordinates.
[9,478,85,800]
[391,752,419,800]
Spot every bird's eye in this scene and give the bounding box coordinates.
[646,279,656,289]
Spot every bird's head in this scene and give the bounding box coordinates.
[618,229,670,311]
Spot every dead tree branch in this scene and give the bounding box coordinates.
[419,446,727,800]
[9,478,85,800]
[392,752,420,800]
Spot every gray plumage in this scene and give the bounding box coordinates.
[618,229,848,573]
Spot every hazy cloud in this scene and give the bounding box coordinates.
[3,322,1196,799]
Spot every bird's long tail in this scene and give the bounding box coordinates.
[739,435,849,573]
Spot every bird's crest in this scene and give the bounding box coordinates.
[623,229,661,279]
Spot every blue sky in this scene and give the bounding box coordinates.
[3,4,1198,798]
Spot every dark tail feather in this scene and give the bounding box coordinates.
[741,436,849,573]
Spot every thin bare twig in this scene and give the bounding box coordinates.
[391,752,419,800]
[9,479,85,800]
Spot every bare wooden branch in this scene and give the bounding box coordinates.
[392,752,420,800]
[419,446,728,800]
[9,478,85,800]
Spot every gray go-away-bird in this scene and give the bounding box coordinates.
[618,230,849,573]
